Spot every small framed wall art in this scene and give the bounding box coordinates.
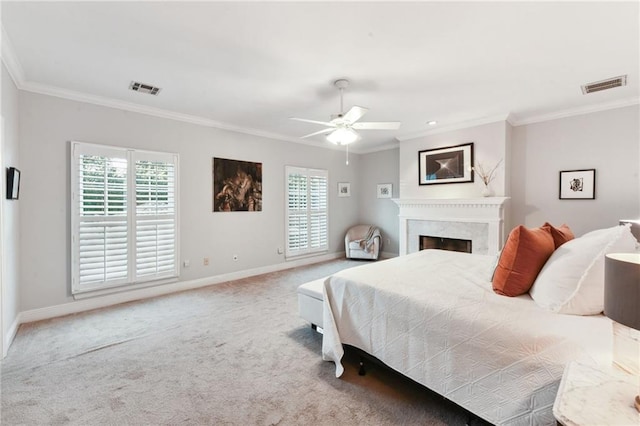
[559,169,595,200]
[419,142,474,185]
[6,167,20,200]
[338,182,351,197]
[377,183,392,198]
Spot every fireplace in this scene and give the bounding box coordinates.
[420,236,472,253]
[393,197,509,256]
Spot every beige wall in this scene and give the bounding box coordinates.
[18,91,366,311]
[399,121,508,199]
[1,62,20,352]
[510,105,640,236]
[357,148,399,256]
[9,84,640,320]
[396,107,640,240]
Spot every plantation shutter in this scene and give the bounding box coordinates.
[309,172,328,249]
[134,152,178,281]
[285,166,328,258]
[287,168,308,253]
[71,142,179,295]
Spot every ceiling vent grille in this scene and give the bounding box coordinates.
[581,75,627,94]
[129,81,161,96]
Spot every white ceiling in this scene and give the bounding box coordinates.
[2,1,639,153]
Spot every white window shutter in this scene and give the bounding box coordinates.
[71,142,179,295]
[285,166,328,258]
[134,153,178,281]
[309,172,328,249]
[287,168,308,252]
[72,145,129,292]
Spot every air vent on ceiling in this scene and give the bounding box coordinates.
[129,81,161,96]
[581,75,627,95]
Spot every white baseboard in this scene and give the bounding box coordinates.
[380,251,398,259]
[18,252,345,325]
[3,315,20,357]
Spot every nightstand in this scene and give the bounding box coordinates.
[553,361,639,425]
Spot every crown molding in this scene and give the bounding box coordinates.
[19,80,315,145]
[3,24,638,149]
[17,79,371,155]
[509,97,640,126]
[12,76,383,156]
[396,113,511,141]
[504,112,517,127]
[12,76,640,149]
[1,25,26,87]
[354,140,400,154]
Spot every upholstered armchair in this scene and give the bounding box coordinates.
[345,225,381,260]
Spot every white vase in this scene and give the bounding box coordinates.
[481,184,494,197]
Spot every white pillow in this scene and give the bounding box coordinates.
[529,224,637,315]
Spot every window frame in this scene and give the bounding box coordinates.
[71,141,180,296]
[285,165,329,259]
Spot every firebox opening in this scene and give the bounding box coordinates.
[419,236,472,253]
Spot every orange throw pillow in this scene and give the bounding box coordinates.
[543,222,575,248]
[492,225,555,297]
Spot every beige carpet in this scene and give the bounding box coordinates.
[1,259,489,425]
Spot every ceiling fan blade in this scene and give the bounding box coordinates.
[342,106,368,124]
[352,121,401,130]
[300,128,335,139]
[290,117,336,127]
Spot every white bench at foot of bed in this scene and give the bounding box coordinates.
[297,278,325,330]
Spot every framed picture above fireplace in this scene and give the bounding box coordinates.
[418,142,474,185]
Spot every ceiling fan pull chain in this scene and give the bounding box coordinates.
[346,144,349,165]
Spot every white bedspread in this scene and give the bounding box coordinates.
[322,250,612,426]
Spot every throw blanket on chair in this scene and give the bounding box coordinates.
[358,226,380,253]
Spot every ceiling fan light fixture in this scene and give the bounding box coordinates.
[291,78,400,147]
[327,127,359,145]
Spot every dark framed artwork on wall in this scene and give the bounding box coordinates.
[418,142,474,185]
[559,169,596,200]
[6,167,20,200]
[212,157,262,211]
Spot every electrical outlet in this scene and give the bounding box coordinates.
[183,260,190,268]
[203,257,209,266]
[232,254,238,261]
[277,247,283,254]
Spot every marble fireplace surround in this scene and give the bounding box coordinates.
[392,198,509,256]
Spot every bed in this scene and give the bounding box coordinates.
[321,249,614,425]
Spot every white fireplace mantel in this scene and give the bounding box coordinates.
[392,197,510,256]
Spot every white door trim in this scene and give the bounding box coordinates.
[0,115,6,358]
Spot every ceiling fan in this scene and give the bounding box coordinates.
[290,79,401,145]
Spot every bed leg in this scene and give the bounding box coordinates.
[465,414,482,426]
[358,357,366,376]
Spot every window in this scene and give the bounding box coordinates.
[71,142,179,295]
[285,166,328,258]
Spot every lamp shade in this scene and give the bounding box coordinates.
[604,253,640,330]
